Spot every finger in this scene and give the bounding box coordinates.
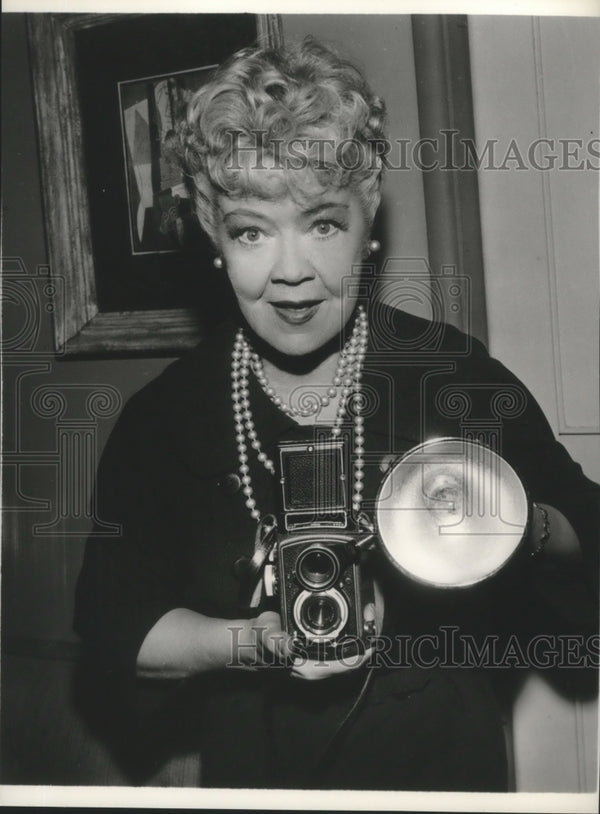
[268,631,295,660]
[291,661,352,680]
[373,578,385,631]
[257,610,282,633]
[290,661,332,681]
[259,626,295,664]
[290,648,374,680]
[363,602,376,622]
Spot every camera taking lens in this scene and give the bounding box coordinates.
[302,594,338,631]
[294,588,349,642]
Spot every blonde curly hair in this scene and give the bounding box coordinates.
[177,37,387,245]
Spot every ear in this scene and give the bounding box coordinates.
[361,238,381,261]
[368,189,382,222]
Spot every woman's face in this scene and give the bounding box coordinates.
[215,185,369,357]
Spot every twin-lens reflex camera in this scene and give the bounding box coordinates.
[260,439,377,660]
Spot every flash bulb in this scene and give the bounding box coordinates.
[375,438,528,588]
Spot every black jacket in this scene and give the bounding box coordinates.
[74,307,599,789]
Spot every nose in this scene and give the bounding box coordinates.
[271,234,315,286]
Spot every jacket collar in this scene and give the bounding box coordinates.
[162,321,294,479]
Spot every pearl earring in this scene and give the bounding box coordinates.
[368,239,381,254]
[213,256,223,269]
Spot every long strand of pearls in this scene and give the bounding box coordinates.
[231,306,368,522]
[231,336,276,521]
[250,311,366,419]
[349,309,368,513]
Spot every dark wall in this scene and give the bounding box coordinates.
[2,14,174,646]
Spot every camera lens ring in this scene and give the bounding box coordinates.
[296,545,339,591]
[293,588,349,643]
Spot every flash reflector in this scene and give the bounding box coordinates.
[375,438,529,587]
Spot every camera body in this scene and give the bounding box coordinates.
[274,530,371,659]
[264,440,376,659]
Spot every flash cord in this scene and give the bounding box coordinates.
[306,665,376,784]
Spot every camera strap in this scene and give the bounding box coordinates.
[236,514,278,608]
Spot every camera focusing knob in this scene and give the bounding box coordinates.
[264,564,277,597]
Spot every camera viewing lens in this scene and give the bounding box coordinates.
[297,546,339,590]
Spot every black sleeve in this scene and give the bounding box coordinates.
[74,388,184,678]
[73,387,199,780]
[464,340,600,644]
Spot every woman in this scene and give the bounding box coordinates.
[74,38,599,791]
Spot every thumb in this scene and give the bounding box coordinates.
[257,610,282,634]
[255,611,295,659]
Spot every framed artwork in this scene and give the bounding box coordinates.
[27,13,283,357]
[118,64,217,258]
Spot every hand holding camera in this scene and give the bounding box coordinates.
[288,599,379,680]
[247,610,295,667]
[247,603,379,681]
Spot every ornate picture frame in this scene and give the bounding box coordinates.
[28,13,283,357]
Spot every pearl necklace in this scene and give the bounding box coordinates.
[250,312,366,419]
[231,306,369,522]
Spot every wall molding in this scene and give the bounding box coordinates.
[532,17,599,436]
[411,15,488,348]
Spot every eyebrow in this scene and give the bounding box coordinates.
[301,202,350,216]
[220,201,350,222]
[221,209,271,221]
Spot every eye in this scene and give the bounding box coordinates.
[312,220,341,239]
[235,227,265,246]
